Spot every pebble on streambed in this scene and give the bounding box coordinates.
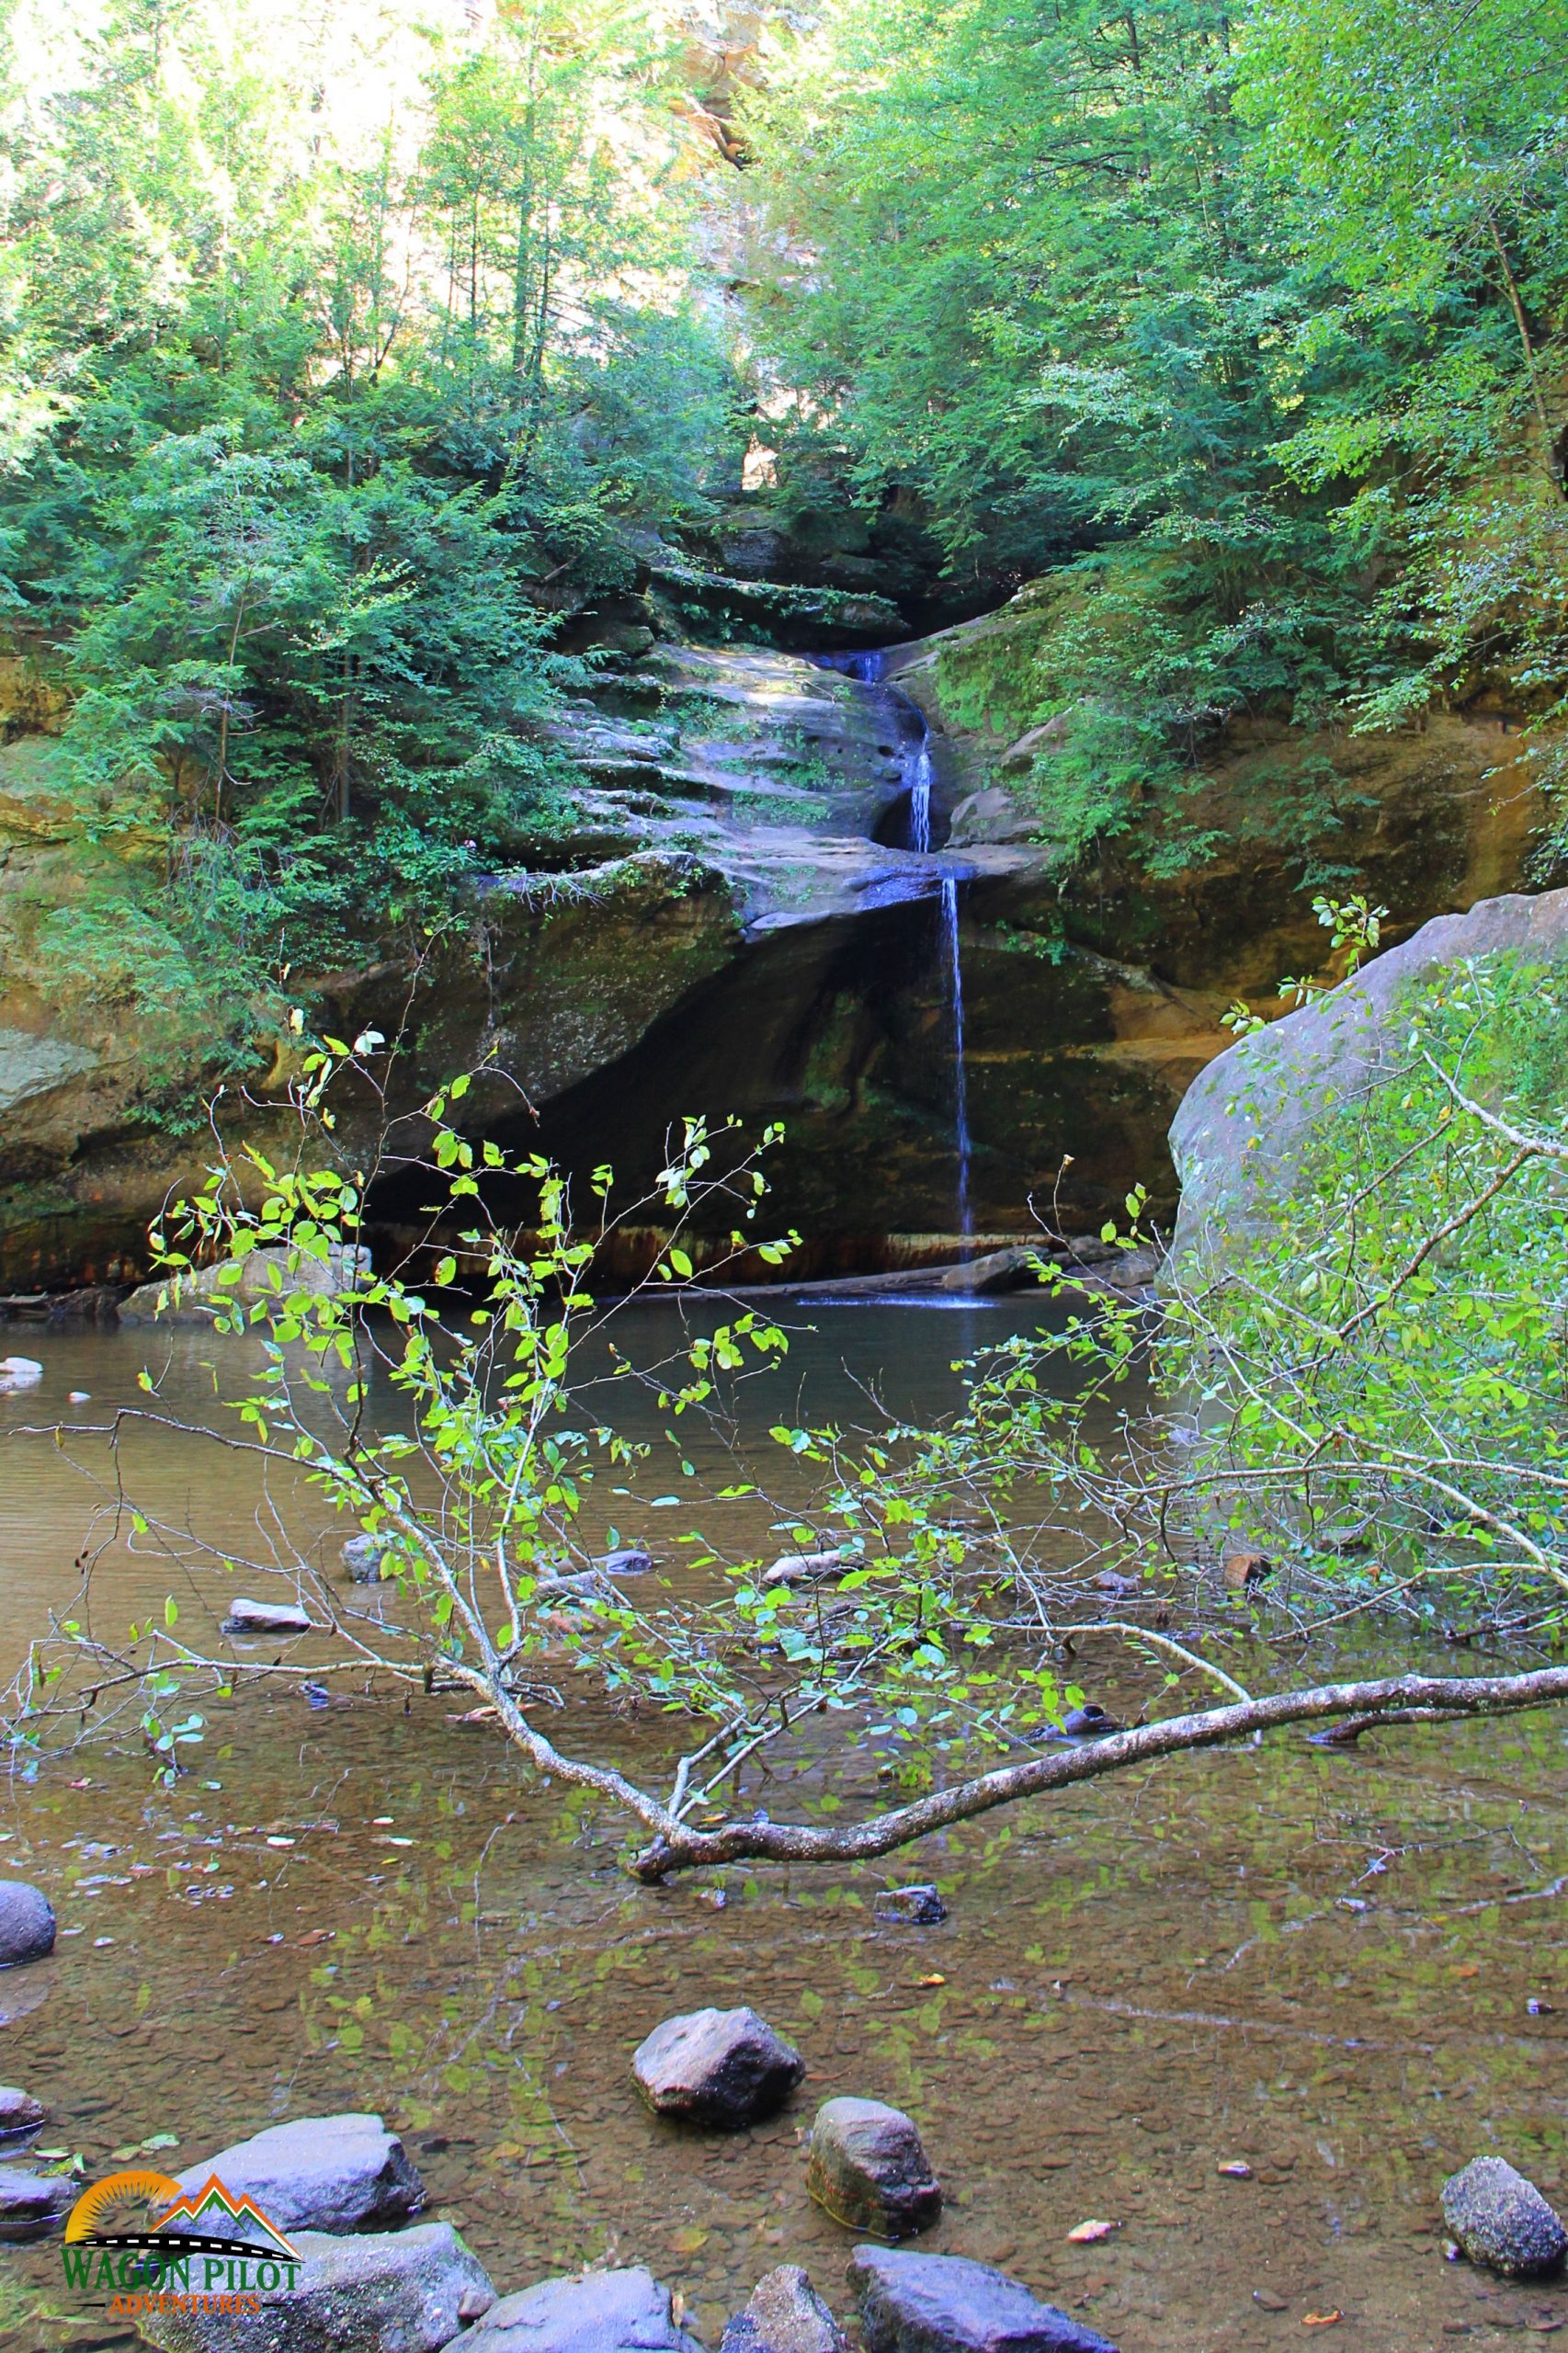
[1442,2155,1568,2279]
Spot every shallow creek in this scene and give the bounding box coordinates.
[1,1306,1567,2351]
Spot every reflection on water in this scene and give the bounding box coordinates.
[1,1308,1567,2350]
[0,1299,1046,1677]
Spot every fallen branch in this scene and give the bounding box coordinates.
[624,1665,1568,1879]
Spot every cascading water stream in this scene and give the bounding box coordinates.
[815,645,972,1239]
[940,875,973,1239]
[908,729,933,855]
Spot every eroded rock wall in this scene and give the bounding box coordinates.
[0,595,1547,1290]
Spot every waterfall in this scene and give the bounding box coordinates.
[940,877,972,1237]
[908,732,933,854]
[817,644,971,1238]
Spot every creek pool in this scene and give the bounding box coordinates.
[0,1302,1566,2352]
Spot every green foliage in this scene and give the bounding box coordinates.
[12,1045,1096,1819]
[749,0,1568,872]
[926,950,1568,1616]
[0,0,743,991]
[1162,952,1568,1594]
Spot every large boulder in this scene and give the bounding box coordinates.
[134,2219,493,2352]
[1169,888,1568,1259]
[1442,2155,1568,2278]
[459,2264,705,2353]
[172,2113,423,2242]
[849,2249,1119,2353]
[0,1881,56,1967]
[721,2266,846,2353]
[633,2006,805,2129]
[805,2098,941,2236]
[0,2164,74,2240]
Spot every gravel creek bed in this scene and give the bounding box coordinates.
[1,1310,1566,2351]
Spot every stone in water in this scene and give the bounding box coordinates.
[0,1881,55,1969]
[222,1597,316,1635]
[850,2246,1119,2353]
[721,2265,847,2353]
[1442,2155,1568,2279]
[633,2006,804,2129]
[805,2097,941,2236]
[875,1886,947,1927]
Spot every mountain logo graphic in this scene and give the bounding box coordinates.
[64,2167,299,2258]
[152,2177,299,2257]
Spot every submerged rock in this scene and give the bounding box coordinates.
[633,2006,804,2128]
[850,2248,1119,2353]
[135,2220,493,2352]
[721,2266,847,2353]
[0,2085,45,2135]
[0,2164,73,2240]
[1442,2155,1568,2278]
[460,2264,705,2353]
[1058,1706,1121,1739]
[222,1597,316,1636]
[805,2097,942,2236]
[342,1536,392,1582]
[0,1881,55,1968]
[0,1354,42,1390]
[119,1244,369,1327]
[171,2112,423,2241]
[765,1551,847,1587]
[873,1886,947,1927]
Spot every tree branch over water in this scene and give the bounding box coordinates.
[12,1009,1568,1883]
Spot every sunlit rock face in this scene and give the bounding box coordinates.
[0,610,1546,1289]
[1169,886,1568,1266]
[506,623,1544,1255]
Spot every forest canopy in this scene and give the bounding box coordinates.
[1,0,1565,1021]
[0,0,744,1018]
[749,0,1568,863]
